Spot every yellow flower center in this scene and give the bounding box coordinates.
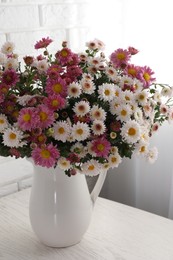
[9,132,16,140]
[111,157,117,163]
[52,100,59,107]
[140,146,146,153]
[0,119,5,124]
[121,109,127,116]
[61,49,68,57]
[117,52,125,60]
[128,68,136,76]
[76,128,83,135]
[41,149,50,159]
[23,113,31,122]
[88,165,95,171]
[104,89,110,96]
[58,127,65,134]
[53,83,62,93]
[97,144,104,151]
[143,72,150,82]
[39,111,48,122]
[139,94,145,100]
[128,127,136,136]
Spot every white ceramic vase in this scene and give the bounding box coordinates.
[29,161,107,248]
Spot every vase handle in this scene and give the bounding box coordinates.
[90,171,107,204]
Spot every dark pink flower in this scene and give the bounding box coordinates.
[2,69,19,86]
[31,143,60,168]
[34,37,53,49]
[128,46,139,55]
[91,137,111,157]
[47,64,64,79]
[55,47,73,65]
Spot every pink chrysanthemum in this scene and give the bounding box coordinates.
[45,78,67,97]
[37,104,55,129]
[55,47,73,65]
[34,37,53,49]
[128,46,139,55]
[110,48,131,68]
[125,64,139,78]
[47,64,64,79]
[31,143,60,168]
[91,137,111,157]
[44,94,66,111]
[18,107,39,131]
[2,69,19,86]
[137,66,156,88]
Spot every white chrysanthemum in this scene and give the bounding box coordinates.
[110,146,119,154]
[81,73,93,81]
[17,95,34,106]
[0,53,7,65]
[160,104,168,115]
[73,100,90,117]
[115,104,132,122]
[88,56,103,67]
[153,91,161,103]
[114,85,122,98]
[135,141,149,156]
[82,159,101,176]
[122,90,134,104]
[71,142,86,158]
[68,82,81,98]
[151,122,160,133]
[108,153,122,168]
[1,41,15,54]
[5,58,19,70]
[53,121,70,142]
[146,147,158,164]
[87,141,97,156]
[57,157,71,170]
[134,108,144,123]
[91,120,106,135]
[109,97,122,115]
[105,66,118,81]
[143,103,153,117]
[2,128,25,148]
[168,107,173,122]
[98,83,114,101]
[133,79,143,93]
[0,114,9,132]
[140,126,150,143]
[119,75,134,89]
[90,105,106,121]
[161,86,173,98]
[136,90,148,105]
[72,122,90,141]
[37,59,48,73]
[81,79,95,94]
[79,52,88,62]
[121,120,141,143]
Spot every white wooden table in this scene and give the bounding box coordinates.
[1,189,173,260]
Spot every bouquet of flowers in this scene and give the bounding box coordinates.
[0,37,172,176]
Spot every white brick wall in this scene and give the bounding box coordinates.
[0,0,90,58]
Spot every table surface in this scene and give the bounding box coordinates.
[1,189,173,260]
